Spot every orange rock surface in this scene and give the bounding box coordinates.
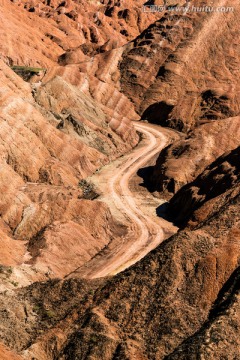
[0,0,239,359]
[0,0,138,280]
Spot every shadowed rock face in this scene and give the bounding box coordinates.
[141,1,240,196]
[149,117,240,194]
[13,0,240,133]
[165,267,240,359]
[1,132,240,358]
[168,145,240,227]
[55,161,240,360]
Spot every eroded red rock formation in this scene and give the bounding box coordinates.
[150,117,240,194]
[0,0,239,359]
[0,0,138,281]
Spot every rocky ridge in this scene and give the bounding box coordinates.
[0,0,239,359]
[168,145,240,227]
[149,116,240,194]
[0,151,239,358]
[0,0,139,283]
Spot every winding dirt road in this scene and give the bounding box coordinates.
[68,122,178,279]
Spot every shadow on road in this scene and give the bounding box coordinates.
[137,165,173,222]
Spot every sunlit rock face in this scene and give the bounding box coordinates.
[0,0,140,281]
[0,1,239,359]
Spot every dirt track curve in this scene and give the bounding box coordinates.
[67,122,179,279]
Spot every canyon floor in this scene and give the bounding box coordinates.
[66,122,178,279]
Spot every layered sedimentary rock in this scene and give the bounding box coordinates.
[0,0,240,359]
[0,165,239,359]
[0,0,64,66]
[119,0,240,131]
[1,145,239,358]
[149,117,240,194]
[9,0,240,134]
[168,145,240,227]
[0,0,138,282]
[10,0,159,58]
[143,1,240,195]
[0,63,130,282]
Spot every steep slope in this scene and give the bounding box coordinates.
[0,0,64,66]
[14,0,240,135]
[8,0,239,133]
[168,145,240,227]
[69,0,239,136]
[149,116,240,194]
[0,175,239,359]
[0,58,133,282]
[120,0,240,131]
[0,1,240,359]
[11,0,159,58]
[0,0,139,283]
[166,267,240,359]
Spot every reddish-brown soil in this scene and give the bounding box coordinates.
[150,116,240,194]
[0,56,138,283]
[0,0,239,359]
[169,145,240,227]
[0,344,23,360]
[119,0,240,131]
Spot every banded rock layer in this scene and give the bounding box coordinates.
[0,0,138,281]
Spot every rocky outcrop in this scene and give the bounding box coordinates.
[11,0,159,58]
[0,1,240,359]
[9,0,239,133]
[38,53,140,143]
[149,117,240,194]
[1,140,240,358]
[0,40,134,281]
[13,0,240,134]
[166,266,240,359]
[118,0,240,131]
[0,0,64,67]
[168,145,240,227]
[0,182,239,359]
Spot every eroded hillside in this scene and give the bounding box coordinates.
[0,149,239,359]
[0,0,239,359]
[0,0,141,283]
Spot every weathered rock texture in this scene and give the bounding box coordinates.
[136,0,240,196]
[11,0,240,134]
[0,0,138,283]
[0,60,133,283]
[166,266,240,360]
[0,344,23,360]
[168,145,240,227]
[150,117,240,194]
[0,0,240,359]
[0,163,239,359]
[120,0,240,131]
[10,0,159,59]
